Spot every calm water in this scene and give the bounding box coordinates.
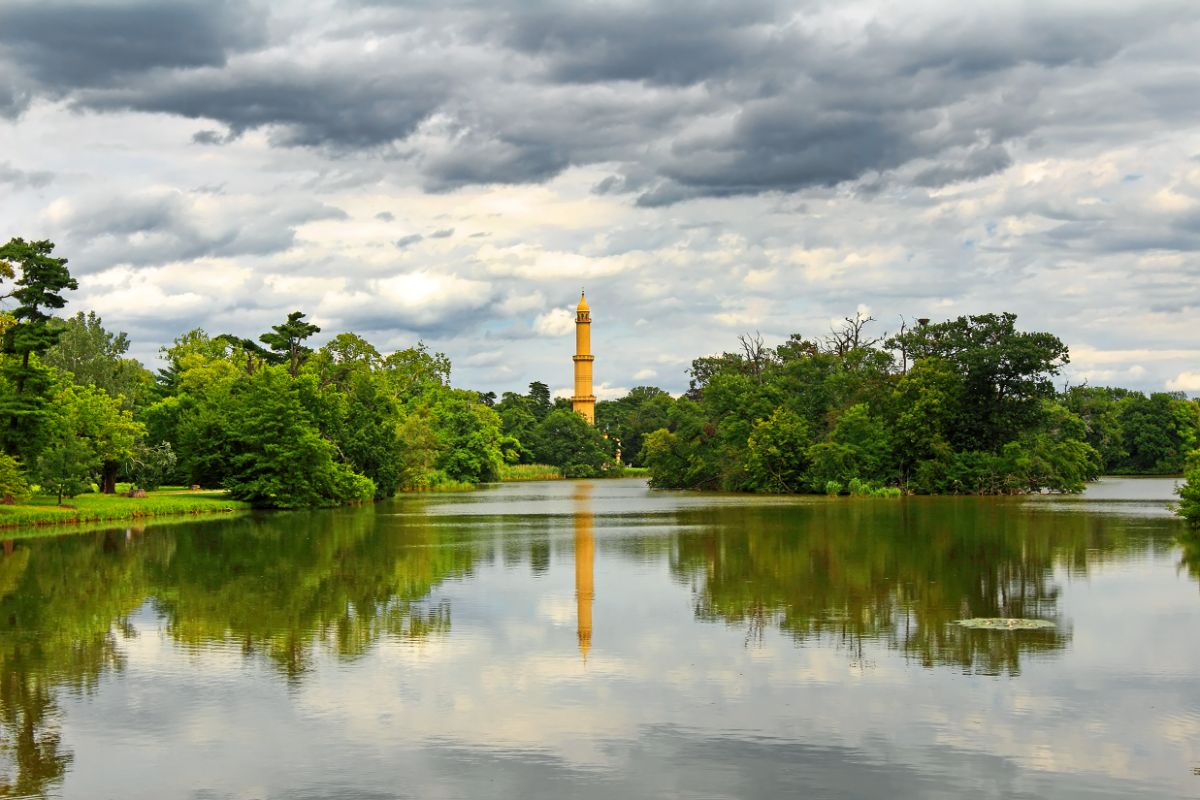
[1,477,1196,799]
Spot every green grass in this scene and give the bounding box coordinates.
[400,481,477,493]
[0,490,251,531]
[498,463,564,482]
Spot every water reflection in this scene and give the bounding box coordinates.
[574,482,594,662]
[0,478,1192,798]
[670,501,1077,674]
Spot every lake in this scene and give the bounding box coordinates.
[0,477,1196,799]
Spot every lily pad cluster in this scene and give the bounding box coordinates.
[955,618,1057,630]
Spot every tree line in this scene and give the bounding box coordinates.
[0,238,1195,512]
[0,238,624,508]
[635,312,1200,501]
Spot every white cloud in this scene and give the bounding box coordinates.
[533,307,575,337]
[1167,372,1200,392]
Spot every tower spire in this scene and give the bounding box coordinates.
[571,291,595,424]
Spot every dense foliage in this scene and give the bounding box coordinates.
[495,382,617,477]
[642,314,1197,495]
[0,238,521,508]
[1179,453,1200,528]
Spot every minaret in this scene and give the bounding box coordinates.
[571,290,596,424]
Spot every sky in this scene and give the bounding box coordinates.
[1,0,1198,399]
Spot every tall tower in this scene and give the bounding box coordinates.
[571,291,596,424]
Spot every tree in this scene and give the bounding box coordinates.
[54,383,144,493]
[259,311,321,378]
[382,342,451,402]
[745,408,810,493]
[221,367,374,508]
[888,313,1068,451]
[1177,450,1200,528]
[35,432,97,505]
[526,381,553,421]
[595,386,675,467]
[41,312,150,408]
[528,408,611,477]
[125,442,177,492]
[0,239,77,459]
[0,238,78,381]
[429,391,506,483]
[0,453,28,499]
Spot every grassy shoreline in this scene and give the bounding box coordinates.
[0,490,251,532]
[498,464,650,482]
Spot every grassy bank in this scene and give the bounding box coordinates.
[498,464,650,481]
[499,464,564,481]
[0,490,250,531]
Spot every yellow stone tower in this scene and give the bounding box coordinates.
[571,291,596,424]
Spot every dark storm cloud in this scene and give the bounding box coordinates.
[0,0,263,89]
[85,65,449,148]
[395,234,423,249]
[913,145,1014,188]
[489,0,785,86]
[3,0,1199,204]
[192,130,230,146]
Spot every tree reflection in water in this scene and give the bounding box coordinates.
[0,511,474,796]
[0,489,1184,796]
[669,498,1171,675]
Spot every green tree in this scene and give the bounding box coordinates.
[0,239,77,459]
[41,312,151,409]
[0,453,29,499]
[889,313,1068,451]
[527,381,553,421]
[596,386,675,467]
[222,367,374,508]
[382,342,451,402]
[745,407,810,493]
[1177,451,1200,528]
[56,383,144,493]
[1115,392,1198,474]
[1062,386,1130,471]
[430,391,505,483]
[259,311,321,377]
[125,442,177,492]
[528,408,611,477]
[35,432,96,505]
[0,239,78,383]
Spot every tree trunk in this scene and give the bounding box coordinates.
[101,461,119,494]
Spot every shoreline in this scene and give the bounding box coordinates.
[0,491,252,536]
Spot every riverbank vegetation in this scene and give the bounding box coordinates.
[1,237,1194,509]
[0,491,249,530]
[1179,456,1200,527]
[0,237,622,513]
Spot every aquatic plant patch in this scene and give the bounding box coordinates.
[954,618,1057,630]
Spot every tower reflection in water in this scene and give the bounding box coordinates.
[574,481,594,662]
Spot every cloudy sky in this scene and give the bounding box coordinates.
[1,0,1198,398]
